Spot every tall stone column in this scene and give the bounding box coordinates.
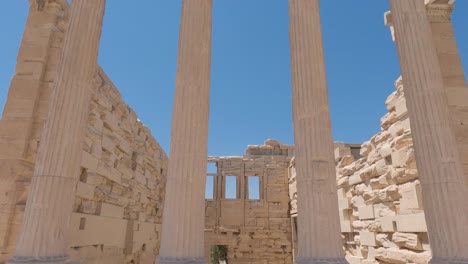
[389,0,468,263]
[288,0,345,263]
[7,0,106,263]
[425,1,468,184]
[157,0,212,263]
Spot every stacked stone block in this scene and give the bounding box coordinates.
[334,77,430,264]
[289,77,433,264]
[205,140,294,264]
[69,70,168,264]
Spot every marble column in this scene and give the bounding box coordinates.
[288,0,345,263]
[425,1,468,184]
[7,0,106,263]
[389,0,468,263]
[157,0,212,263]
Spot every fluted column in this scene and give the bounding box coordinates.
[389,0,468,263]
[288,0,345,263]
[7,0,106,263]
[157,0,212,263]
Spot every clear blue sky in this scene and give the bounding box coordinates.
[1,1,467,158]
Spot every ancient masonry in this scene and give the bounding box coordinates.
[0,3,167,263]
[205,141,295,264]
[0,0,468,264]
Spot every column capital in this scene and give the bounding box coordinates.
[28,0,68,12]
[426,4,454,22]
[385,1,454,41]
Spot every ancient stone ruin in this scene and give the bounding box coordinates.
[0,0,467,264]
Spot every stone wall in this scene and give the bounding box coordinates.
[205,140,294,264]
[289,77,431,264]
[0,4,167,264]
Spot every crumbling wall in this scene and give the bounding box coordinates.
[0,4,167,264]
[334,78,431,264]
[205,140,294,264]
[289,78,431,264]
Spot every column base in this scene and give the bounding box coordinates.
[157,257,206,264]
[431,257,468,264]
[295,257,347,264]
[6,256,79,264]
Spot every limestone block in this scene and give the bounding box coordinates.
[337,176,349,188]
[375,247,431,264]
[392,232,422,250]
[391,147,415,169]
[367,150,382,165]
[349,173,365,186]
[76,182,96,200]
[359,231,377,247]
[351,196,366,208]
[338,155,355,168]
[371,131,392,146]
[358,205,375,220]
[370,172,394,189]
[338,198,351,210]
[97,163,122,184]
[394,98,408,119]
[380,216,397,232]
[378,185,400,202]
[388,122,404,138]
[99,203,124,219]
[378,144,392,158]
[390,168,418,184]
[390,132,413,151]
[374,158,389,176]
[373,204,396,218]
[81,151,99,171]
[385,91,399,111]
[132,222,157,254]
[340,165,356,177]
[376,234,397,248]
[341,220,353,233]
[395,213,427,233]
[360,141,373,157]
[359,165,379,181]
[69,213,127,248]
[381,112,399,130]
[399,183,423,213]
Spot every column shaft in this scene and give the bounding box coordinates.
[389,0,468,262]
[158,0,212,263]
[8,0,106,263]
[288,0,345,263]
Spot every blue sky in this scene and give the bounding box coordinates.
[1,0,467,159]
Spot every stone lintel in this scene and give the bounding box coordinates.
[295,258,348,264]
[157,257,206,264]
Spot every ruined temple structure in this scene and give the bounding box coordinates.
[0,0,467,264]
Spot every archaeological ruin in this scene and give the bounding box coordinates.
[0,0,467,264]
